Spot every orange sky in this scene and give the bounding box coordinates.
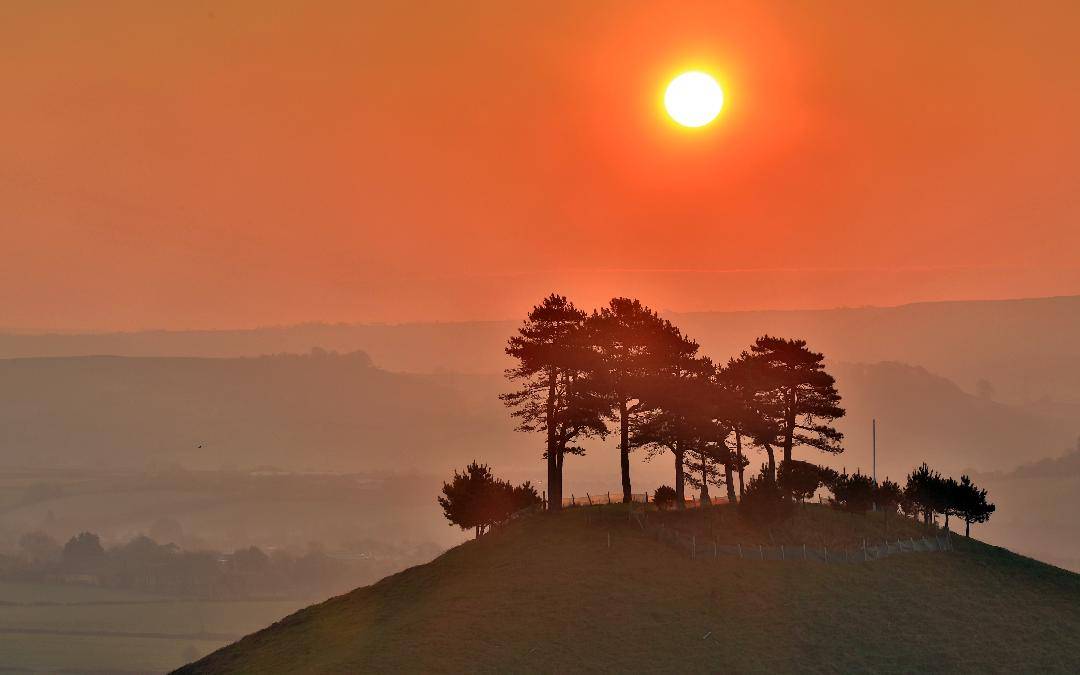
[2,1,1080,330]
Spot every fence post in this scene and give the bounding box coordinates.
[738,543,743,559]
[759,544,764,560]
[781,545,785,561]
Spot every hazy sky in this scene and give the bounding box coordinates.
[3,1,1079,330]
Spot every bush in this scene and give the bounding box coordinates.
[739,466,793,526]
[437,461,540,538]
[777,460,822,502]
[653,485,677,510]
[829,471,876,513]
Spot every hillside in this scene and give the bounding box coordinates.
[0,351,523,473]
[4,296,1080,407]
[178,507,1080,673]
[0,353,1070,479]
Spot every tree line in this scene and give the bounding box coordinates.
[500,294,845,510]
[437,293,994,538]
[4,530,435,599]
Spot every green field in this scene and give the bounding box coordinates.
[0,581,304,673]
[180,505,1080,673]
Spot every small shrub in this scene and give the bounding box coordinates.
[829,471,876,513]
[777,460,822,502]
[739,466,793,526]
[653,485,677,510]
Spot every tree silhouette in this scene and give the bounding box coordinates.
[747,336,845,481]
[62,531,105,571]
[777,460,822,502]
[739,464,793,526]
[587,298,700,503]
[876,478,903,533]
[828,471,876,513]
[904,463,947,524]
[720,352,785,487]
[953,474,995,537]
[502,294,607,511]
[438,461,540,538]
[632,355,716,508]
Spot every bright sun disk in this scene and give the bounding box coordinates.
[664,71,724,128]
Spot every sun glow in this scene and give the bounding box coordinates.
[664,71,724,128]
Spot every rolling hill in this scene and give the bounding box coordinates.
[4,295,1080,406]
[176,506,1080,673]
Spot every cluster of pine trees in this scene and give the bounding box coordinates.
[500,294,846,511]
[495,293,995,538]
[902,463,996,537]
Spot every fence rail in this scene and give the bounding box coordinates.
[643,518,952,563]
[561,493,730,508]
[575,504,954,563]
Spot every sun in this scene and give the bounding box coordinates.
[664,71,724,128]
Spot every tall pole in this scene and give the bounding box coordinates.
[872,418,877,485]
[871,418,878,512]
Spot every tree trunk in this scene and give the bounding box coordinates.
[554,447,565,512]
[546,370,560,512]
[619,398,632,503]
[700,449,711,506]
[724,455,736,503]
[765,443,776,481]
[965,519,971,538]
[674,446,685,509]
[735,431,745,501]
[944,511,950,530]
[783,424,795,466]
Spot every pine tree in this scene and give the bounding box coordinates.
[953,474,995,537]
[747,336,845,480]
[586,298,699,502]
[501,294,607,511]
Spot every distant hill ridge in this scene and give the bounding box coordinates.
[3,295,1079,405]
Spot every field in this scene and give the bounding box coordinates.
[0,581,304,673]
[182,505,1080,673]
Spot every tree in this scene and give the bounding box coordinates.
[632,355,716,508]
[587,298,700,502]
[502,294,608,511]
[904,463,943,524]
[739,465,793,526]
[941,477,961,530]
[437,461,540,538]
[875,478,903,533]
[777,460,822,502]
[828,471,876,513]
[718,353,777,499]
[952,475,995,537]
[746,336,845,481]
[62,532,105,571]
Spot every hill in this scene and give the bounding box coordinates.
[4,296,1080,406]
[177,506,1080,673]
[0,353,1070,479]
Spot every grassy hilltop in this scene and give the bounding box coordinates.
[178,505,1080,673]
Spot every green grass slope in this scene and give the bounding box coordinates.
[177,506,1080,673]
